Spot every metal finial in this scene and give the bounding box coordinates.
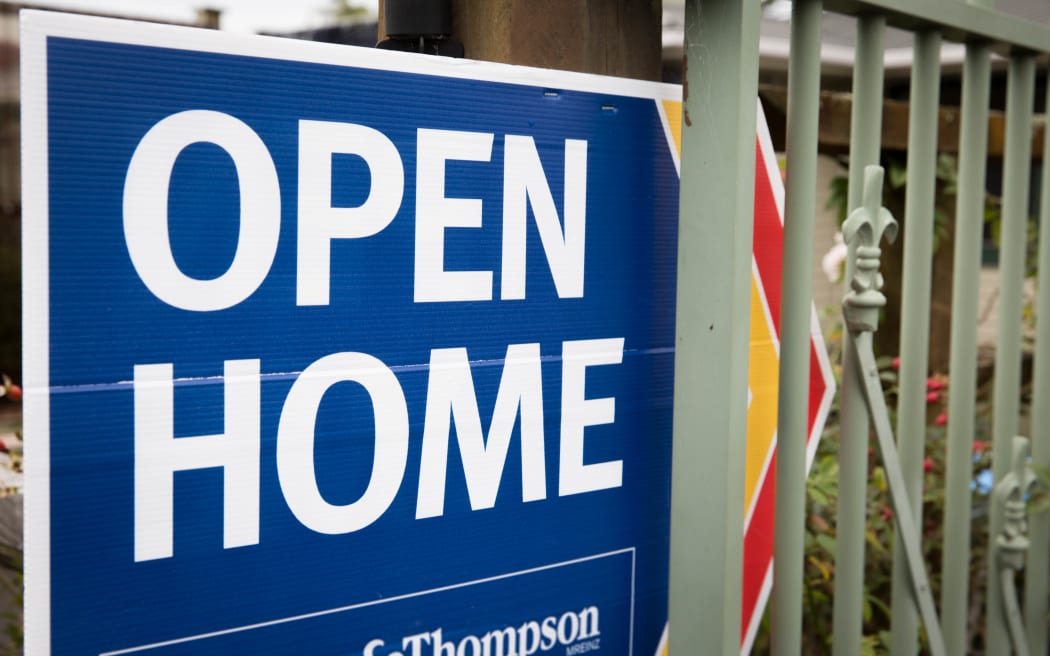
[995,435,1037,570]
[843,165,899,334]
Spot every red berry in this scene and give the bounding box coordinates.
[926,378,945,391]
[5,385,20,402]
[926,391,940,403]
[934,413,947,426]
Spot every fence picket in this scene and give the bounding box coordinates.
[1025,66,1050,656]
[770,1,823,653]
[890,28,942,655]
[833,14,886,656]
[668,2,761,653]
[987,51,1036,654]
[940,40,992,656]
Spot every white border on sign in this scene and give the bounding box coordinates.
[19,9,675,654]
[21,11,52,656]
[20,10,680,102]
[99,548,636,655]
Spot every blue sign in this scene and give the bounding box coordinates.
[23,11,680,655]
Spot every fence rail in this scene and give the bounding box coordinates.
[669,0,1050,653]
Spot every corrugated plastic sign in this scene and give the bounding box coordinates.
[23,11,679,656]
[22,11,834,656]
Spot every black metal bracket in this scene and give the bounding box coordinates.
[376,0,464,58]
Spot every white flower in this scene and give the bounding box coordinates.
[821,232,848,283]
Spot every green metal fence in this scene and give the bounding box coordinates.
[669,0,1050,654]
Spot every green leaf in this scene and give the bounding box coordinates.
[887,161,908,189]
[815,533,837,555]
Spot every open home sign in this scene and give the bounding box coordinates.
[23,11,678,656]
[22,10,831,656]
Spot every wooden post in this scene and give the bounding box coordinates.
[380,0,662,82]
